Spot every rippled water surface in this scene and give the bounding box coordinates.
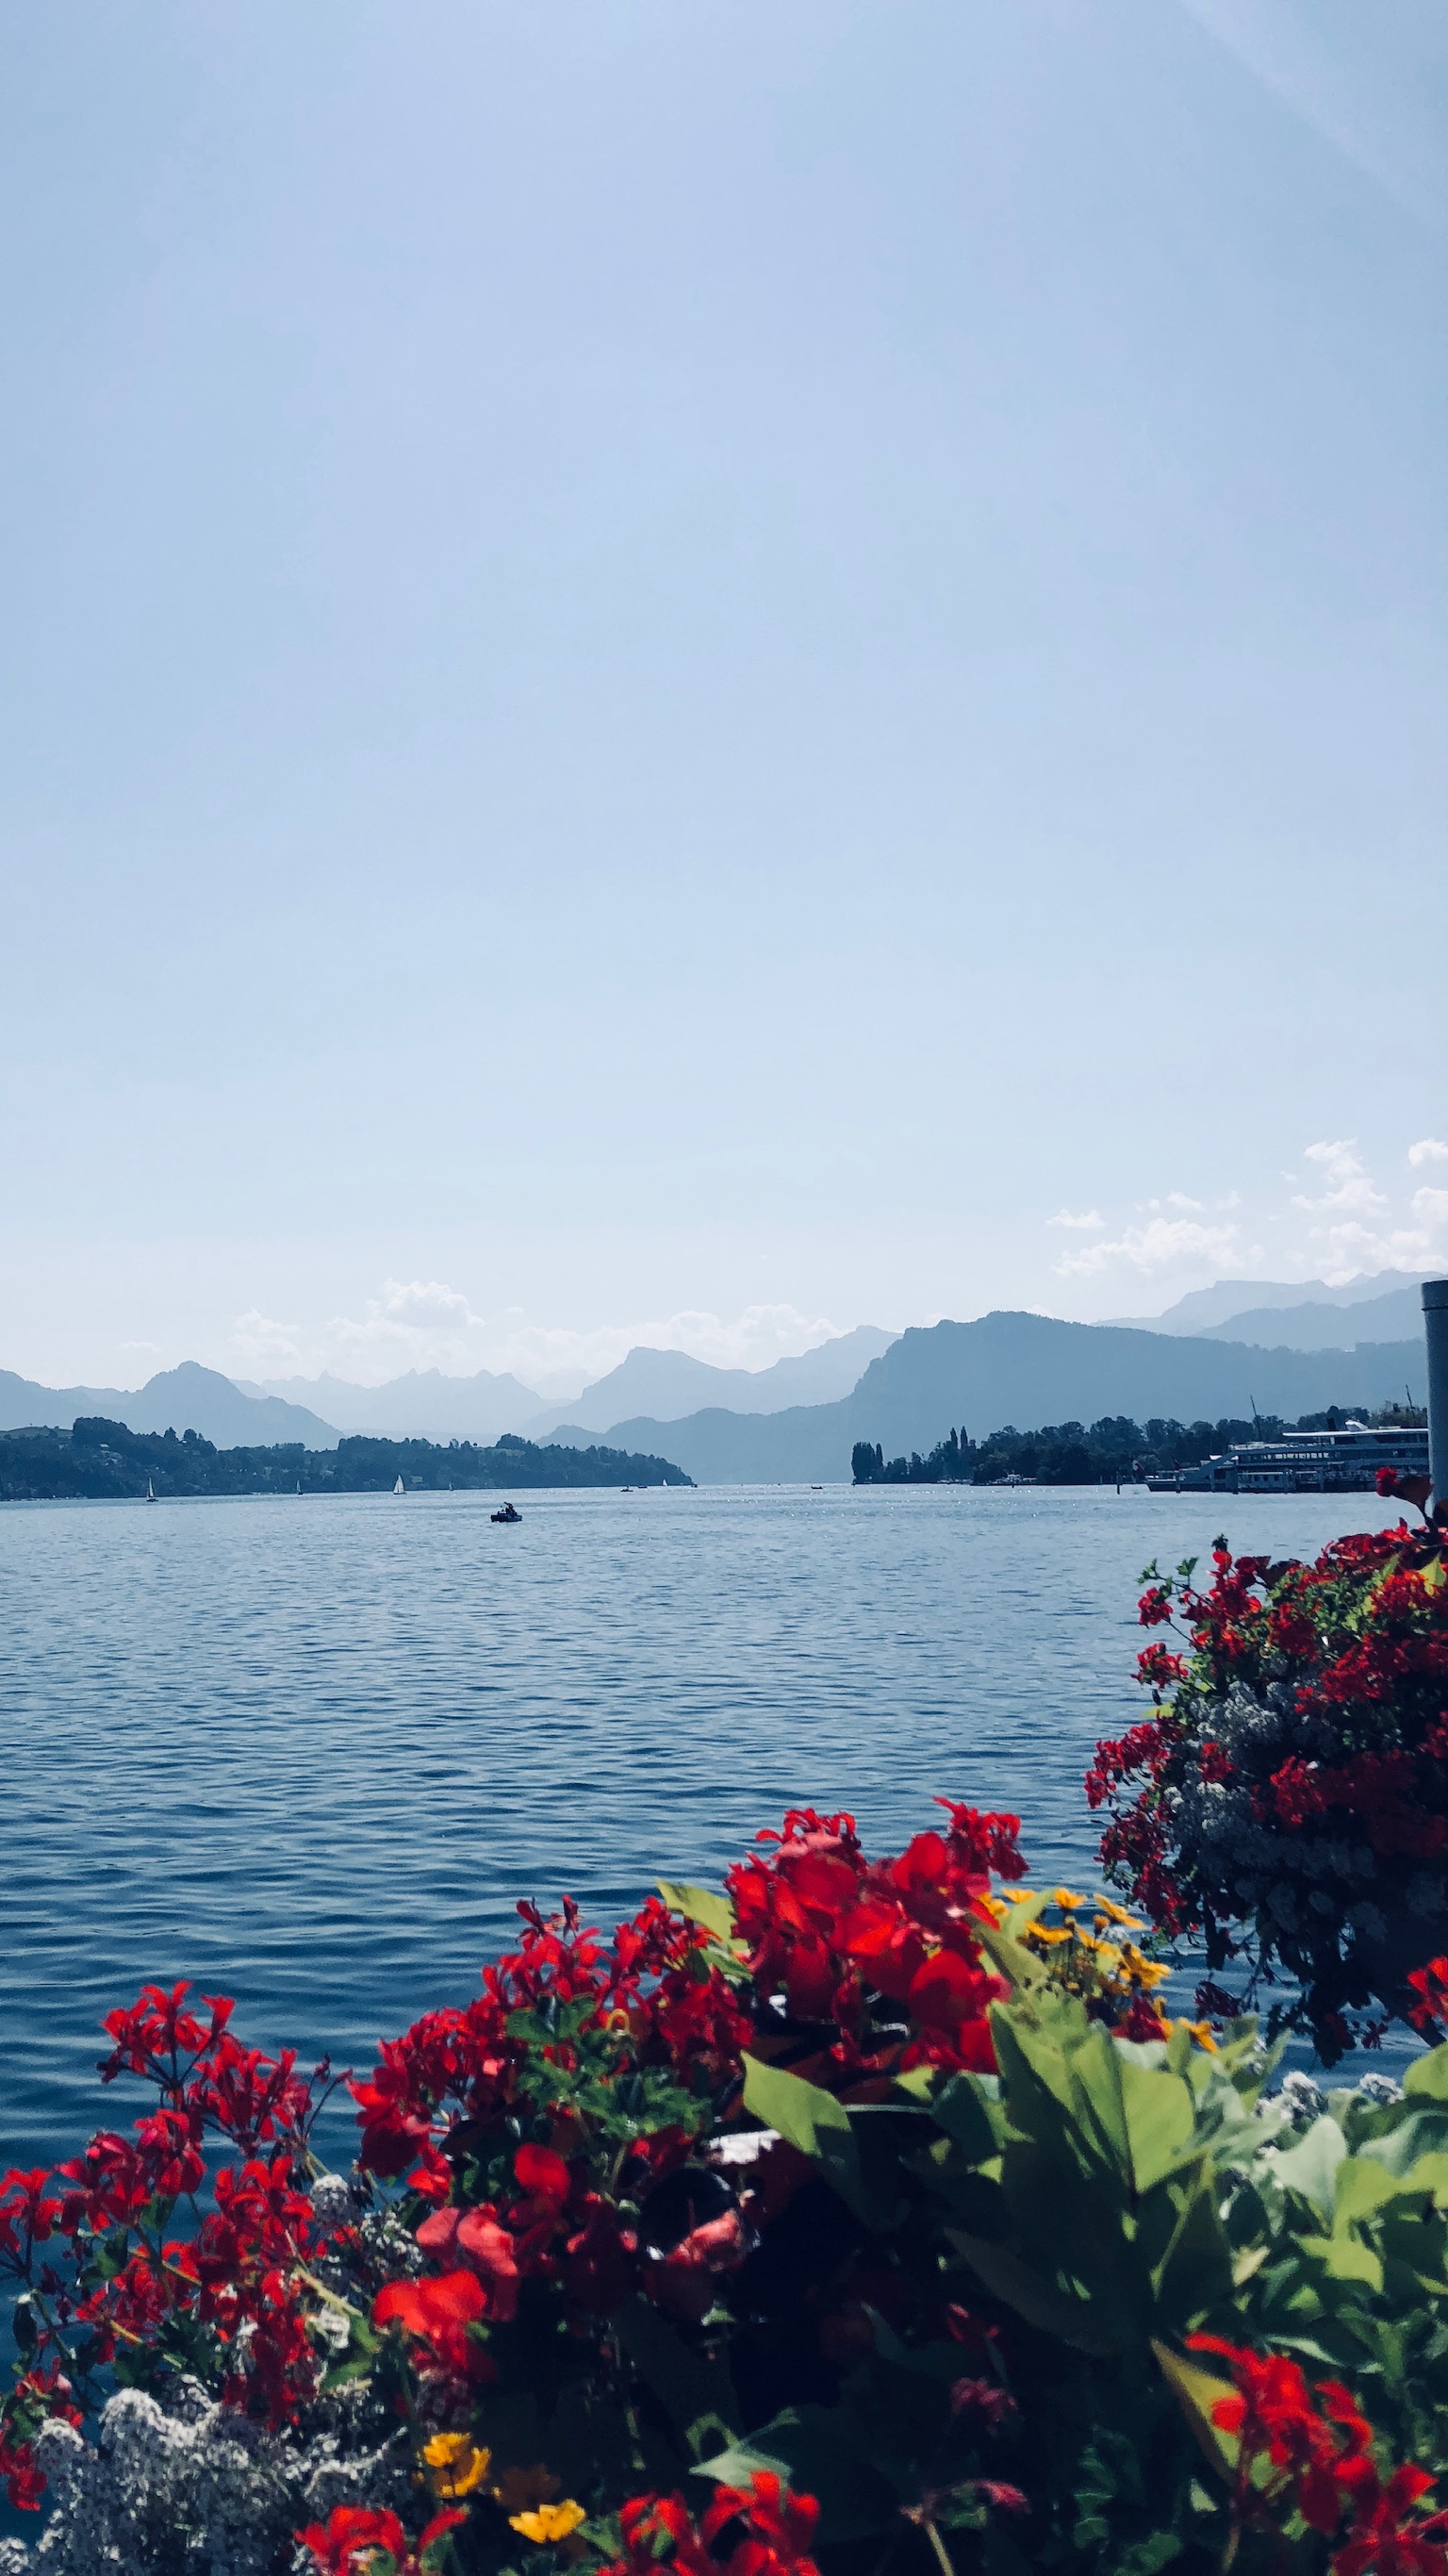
[0,1481,1407,2164]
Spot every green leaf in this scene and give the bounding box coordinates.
[1268,2116,1346,2221]
[945,2227,1127,2354]
[657,1882,736,1946]
[693,2410,902,2544]
[1117,2052,1197,2196]
[1404,2044,1448,2101]
[1334,2156,1405,2228]
[615,2296,741,2458]
[1152,2174,1234,2328]
[740,2054,880,2225]
[1152,2341,1237,2483]
[930,2072,1002,2164]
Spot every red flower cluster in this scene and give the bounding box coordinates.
[724,1800,1027,2074]
[351,1893,752,2189]
[0,1981,346,2503]
[1086,1528,1448,2046]
[605,2472,822,2576]
[1407,1956,1448,2036]
[1191,2337,1448,2574]
[301,2502,466,2575]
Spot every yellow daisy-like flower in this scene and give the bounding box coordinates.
[1121,1944,1170,1988]
[1094,1895,1146,1929]
[1175,2018,1220,2053]
[1025,1924,1073,1946]
[1050,1888,1087,1909]
[509,2501,587,2544]
[1001,1888,1033,1905]
[422,2431,492,2499]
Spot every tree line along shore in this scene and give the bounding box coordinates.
[851,1400,1425,1486]
[0,1417,694,1500]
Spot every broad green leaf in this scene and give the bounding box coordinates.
[946,2227,1127,2353]
[740,2054,877,2224]
[1404,2150,1448,2205]
[615,2296,741,2456]
[693,2410,901,2544]
[1117,2052,1196,2195]
[1404,2045,1448,2102]
[1301,2230,1382,2291]
[1357,2109,1448,2177]
[657,1882,736,1945]
[1268,2117,1346,2221]
[930,2072,1002,2163]
[1334,2157,1405,2228]
[1152,2175,1234,2327]
[1152,2342,1237,2483]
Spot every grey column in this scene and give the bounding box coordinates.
[1423,1280,1448,1513]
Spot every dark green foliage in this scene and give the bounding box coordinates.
[0,1418,692,1500]
[850,1414,1378,1487]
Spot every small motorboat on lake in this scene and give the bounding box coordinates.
[491,1501,521,1524]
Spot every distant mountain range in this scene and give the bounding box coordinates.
[0,1362,337,1448]
[1196,1285,1426,1350]
[1111,1270,1426,1336]
[249,1365,543,1445]
[548,1309,1430,1484]
[2,1281,1432,1478]
[520,1327,897,1435]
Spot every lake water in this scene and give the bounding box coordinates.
[0,1481,1410,2171]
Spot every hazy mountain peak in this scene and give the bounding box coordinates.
[525,1326,897,1435]
[1108,1271,1427,1334]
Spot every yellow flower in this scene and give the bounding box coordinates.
[509,2502,587,2545]
[1025,1924,1072,1946]
[1093,1895,1146,1929]
[1001,1888,1032,1905]
[1050,1888,1086,1909]
[1121,1945,1170,1987]
[422,2432,492,2499]
[1175,2018,1220,2053]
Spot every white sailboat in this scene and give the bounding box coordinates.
[392,1475,404,1495]
[145,1478,156,1503]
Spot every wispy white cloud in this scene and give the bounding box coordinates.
[1047,1208,1105,1231]
[1280,1140,1448,1283]
[1292,1137,1386,1218]
[1055,1215,1250,1280]
[239,1285,855,1393]
[485,1303,848,1394]
[228,1309,302,1367]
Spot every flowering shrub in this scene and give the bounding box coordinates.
[1086,1519,1448,2056]
[8,1793,1448,2572]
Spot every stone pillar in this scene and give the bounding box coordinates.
[1423,1280,1448,1514]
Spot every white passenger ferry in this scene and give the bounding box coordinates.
[1147,1423,1429,1495]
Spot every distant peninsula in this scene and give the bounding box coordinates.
[0,1419,692,1502]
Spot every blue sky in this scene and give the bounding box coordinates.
[2,1,1444,1390]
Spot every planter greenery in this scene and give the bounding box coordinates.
[5,1509,1448,2575]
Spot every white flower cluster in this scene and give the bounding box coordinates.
[0,2379,410,2575]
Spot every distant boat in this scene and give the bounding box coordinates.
[392,1476,404,1496]
[491,1501,521,1525]
[145,1478,156,1504]
[811,1484,823,1491]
